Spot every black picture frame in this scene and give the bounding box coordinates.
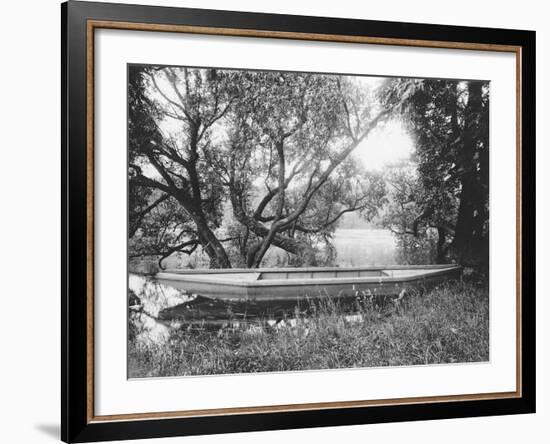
[62,1,536,442]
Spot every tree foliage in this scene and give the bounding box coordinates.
[129,67,389,268]
[380,78,489,267]
[222,72,387,267]
[129,66,490,271]
[129,66,237,268]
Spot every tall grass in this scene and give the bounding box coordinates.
[128,279,489,378]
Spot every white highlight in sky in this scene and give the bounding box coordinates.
[354,119,415,171]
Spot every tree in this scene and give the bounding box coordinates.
[129,193,198,269]
[221,72,388,267]
[381,161,449,264]
[129,66,236,268]
[129,67,389,269]
[380,78,489,268]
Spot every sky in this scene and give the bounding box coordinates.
[354,118,415,171]
[350,76,415,171]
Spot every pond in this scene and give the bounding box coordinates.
[332,228,397,266]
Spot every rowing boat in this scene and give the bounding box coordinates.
[156,264,461,301]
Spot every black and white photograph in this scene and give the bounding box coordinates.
[127,64,490,378]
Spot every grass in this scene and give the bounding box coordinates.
[128,279,489,378]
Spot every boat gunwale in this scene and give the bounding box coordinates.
[161,264,460,275]
[156,266,462,289]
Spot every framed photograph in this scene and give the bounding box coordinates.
[62,1,535,442]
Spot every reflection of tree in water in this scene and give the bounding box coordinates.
[129,274,193,317]
[128,274,194,346]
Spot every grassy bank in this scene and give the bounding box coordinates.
[128,280,489,378]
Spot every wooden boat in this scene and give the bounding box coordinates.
[156,264,461,301]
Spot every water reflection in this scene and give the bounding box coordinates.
[129,273,381,347]
[129,274,194,316]
[129,274,194,345]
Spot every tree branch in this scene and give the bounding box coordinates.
[129,194,170,237]
[277,109,389,231]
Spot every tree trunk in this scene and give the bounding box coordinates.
[230,188,315,267]
[196,223,232,269]
[436,227,447,263]
[450,81,489,269]
[173,193,232,268]
[191,212,232,269]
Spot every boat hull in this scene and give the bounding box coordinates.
[156,265,462,301]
